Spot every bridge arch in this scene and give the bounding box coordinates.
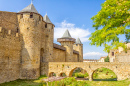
[49,72,56,77]
[69,67,88,77]
[91,67,117,81]
[59,72,66,77]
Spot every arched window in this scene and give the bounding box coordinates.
[40,48,44,62]
[30,13,33,18]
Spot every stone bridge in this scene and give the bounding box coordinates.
[41,62,130,81]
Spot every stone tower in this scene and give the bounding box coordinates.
[43,14,54,62]
[17,3,43,79]
[57,30,76,62]
[73,38,83,62]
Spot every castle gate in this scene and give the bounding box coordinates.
[42,62,130,81]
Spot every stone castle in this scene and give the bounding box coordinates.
[0,3,83,83]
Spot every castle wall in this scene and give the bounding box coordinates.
[0,29,21,83]
[73,53,79,62]
[0,11,18,31]
[115,50,130,62]
[53,48,66,62]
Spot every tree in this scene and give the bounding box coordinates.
[104,56,109,62]
[89,0,130,53]
[125,33,130,43]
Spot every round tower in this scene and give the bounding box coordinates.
[73,38,83,62]
[17,3,43,79]
[57,29,75,62]
[43,13,54,62]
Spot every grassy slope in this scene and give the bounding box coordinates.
[0,68,129,86]
[0,78,130,86]
[93,68,117,80]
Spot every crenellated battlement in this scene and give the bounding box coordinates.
[0,27,20,39]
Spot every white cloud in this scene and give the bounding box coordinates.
[54,20,90,42]
[83,52,108,59]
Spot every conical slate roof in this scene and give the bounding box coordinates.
[62,29,72,38]
[43,14,52,24]
[19,3,38,13]
[75,38,82,44]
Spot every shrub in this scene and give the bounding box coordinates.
[75,72,84,78]
[84,73,89,77]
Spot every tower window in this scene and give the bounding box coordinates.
[21,14,23,18]
[30,13,33,18]
[52,25,53,29]
[112,52,114,56]
[39,16,41,21]
[45,24,47,28]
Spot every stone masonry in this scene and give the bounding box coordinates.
[0,3,83,83]
[0,2,130,84]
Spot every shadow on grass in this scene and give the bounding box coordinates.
[0,79,43,86]
[75,78,89,80]
[93,78,117,81]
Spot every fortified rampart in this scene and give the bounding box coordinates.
[0,28,21,83]
[0,3,83,83]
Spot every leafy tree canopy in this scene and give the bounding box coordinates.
[89,0,130,53]
[104,56,109,62]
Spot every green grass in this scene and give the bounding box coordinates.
[0,69,129,86]
[93,67,117,80]
[0,77,130,86]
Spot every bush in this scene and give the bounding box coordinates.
[75,72,84,78]
[105,56,109,62]
[84,73,89,77]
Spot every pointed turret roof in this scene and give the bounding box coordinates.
[19,3,38,13]
[62,29,72,38]
[43,14,52,24]
[75,38,82,44]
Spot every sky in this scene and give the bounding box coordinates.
[0,0,113,59]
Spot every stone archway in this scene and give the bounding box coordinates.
[40,48,44,62]
[49,72,56,77]
[69,67,88,77]
[59,72,66,77]
[91,67,117,81]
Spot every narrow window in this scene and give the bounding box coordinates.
[39,16,41,21]
[30,13,33,18]
[52,25,53,29]
[45,24,47,28]
[17,28,19,33]
[21,14,23,18]
[112,52,114,56]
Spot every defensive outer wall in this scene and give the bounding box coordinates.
[0,2,130,84]
[42,62,130,81]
